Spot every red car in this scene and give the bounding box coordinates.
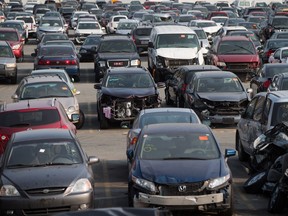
[207,35,260,80]
[0,98,77,154]
[0,27,24,62]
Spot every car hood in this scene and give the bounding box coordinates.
[139,159,224,183]
[102,87,157,98]
[39,26,64,32]
[157,48,199,59]
[217,54,259,62]
[98,52,139,60]
[197,92,247,102]
[2,164,86,190]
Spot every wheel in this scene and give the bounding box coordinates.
[165,88,173,105]
[268,183,286,213]
[236,134,249,162]
[98,109,109,129]
[243,171,267,194]
[74,110,85,129]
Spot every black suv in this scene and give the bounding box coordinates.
[94,34,141,82]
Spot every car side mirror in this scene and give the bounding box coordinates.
[148,41,154,48]
[225,149,236,158]
[126,149,134,161]
[88,156,100,165]
[11,93,18,100]
[94,83,102,89]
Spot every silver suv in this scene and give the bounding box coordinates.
[236,91,288,161]
[11,74,84,129]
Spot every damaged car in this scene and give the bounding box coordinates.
[94,67,163,129]
[183,71,252,125]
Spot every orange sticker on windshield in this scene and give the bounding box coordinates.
[199,136,208,141]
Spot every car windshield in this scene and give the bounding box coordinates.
[0,32,19,41]
[78,22,100,29]
[272,103,288,126]
[0,46,14,57]
[218,41,255,54]
[135,28,152,36]
[212,17,228,23]
[0,109,60,127]
[39,46,74,56]
[197,22,217,27]
[139,112,199,128]
[6,140,82,168]
[104,73,154,88]
[196,77,243,92]
[156,34,199,49]
[99,40,136,52]
[138,132,220,160]
[40,19,62,27]
[21,82,73,99]
[117,22,137,30]
[83,36,101,45]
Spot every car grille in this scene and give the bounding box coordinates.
[23,206,70,215]
[225,63,249,70]
[159,182,205,196]
[168,59,192,67]
[26,187,66,196]
[108,60,129,67]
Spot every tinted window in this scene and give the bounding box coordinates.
[245,97,258,119]
[281,78,288,90]
[266,66,288,78]
[78,22,100,29]
[135,28,152,36]
[39,46,74,56]
[272,102,288,126]
[99,40,136,52]
[16,17,33,23]
[0,109,60,127]
[83,36,101,45]
[194,29,206,39]
[42,34,68,42]
[268,40,288,49]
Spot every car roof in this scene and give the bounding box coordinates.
[12,128,73,143]
[153,25,196,34]
[108,67,148,74]
[1,98,59,112]
[20,74,66,84]
[194,71,237,78]
[142,123,211,134]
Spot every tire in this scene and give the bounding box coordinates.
[236,134,249,162]
[243,171,267,194]
[98,109,109,129]
[128,183,134,207]
[74,109,85,129]
[268,184,286,214]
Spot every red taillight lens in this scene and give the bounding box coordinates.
[266,50,274,57]
[38,59,50,65]
[65,60,77,65]
[263,80,271,88]
[130,137,138,145]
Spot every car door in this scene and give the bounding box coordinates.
[238,94,266,155]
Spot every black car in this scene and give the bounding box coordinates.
[126,123,236,215]
[0,128,99,215]
[94,67,162,129]
[250,63,288,97]
[79,34,102,62]
[94,34,141,82]
[260,39,288,63]
[131,25,152,54]
[165,65,221,107]
[183,71,251,125]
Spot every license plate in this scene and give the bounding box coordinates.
[113,62,123,66]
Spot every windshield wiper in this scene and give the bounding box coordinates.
[7,164,39,168]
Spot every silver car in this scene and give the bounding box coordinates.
[36,17,67,41]
[0,41,17,84]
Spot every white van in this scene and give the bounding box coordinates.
[147,25,204,82]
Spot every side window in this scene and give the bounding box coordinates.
[262,98,271,125]
[245,96,258,119]
[189,75,197,91]
[253,96,266,121]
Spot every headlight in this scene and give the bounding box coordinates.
[0,185,20,196]
[6,63,16,68]
[253,134,266,149]
[132,176,156,192]
[217,61,226,67]
[98,60,106,67]
[69,178,92,194]
[207,174,230,189]
[131,59,141,66]
[67,106,76,112]
[12,44,21,50]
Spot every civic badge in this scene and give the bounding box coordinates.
[178,185,187,192]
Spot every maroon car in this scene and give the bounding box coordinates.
[207,35,261,81]
[0,99,77,154]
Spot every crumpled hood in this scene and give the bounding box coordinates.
[102,87,156,98]
[157,48,199,59]
[2,165,86,190]
[203,26,221,34]
[139,159,223,183]
[217,54,259,62]
[197,92,247,102]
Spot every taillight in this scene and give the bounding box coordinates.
[130,137,138,145]
[266,50,274,57]
[181,83,187,92]
[38,59,50,65]
[65,60,77,65]
[263,80,271,88]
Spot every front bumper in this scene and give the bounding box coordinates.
[0,67,17,78]
[137,192,223,206]
[0,191,93,216]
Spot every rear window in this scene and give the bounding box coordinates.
[0,109,60,127]
[16,17,33,23]
[135,28,152,36]
[39,46,74,56]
